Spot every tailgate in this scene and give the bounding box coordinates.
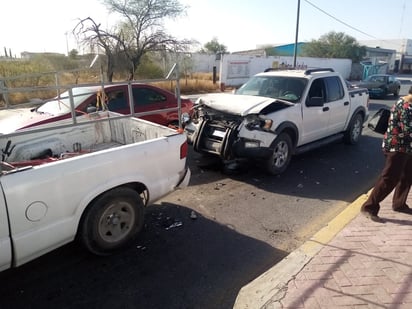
[0,182,12,270]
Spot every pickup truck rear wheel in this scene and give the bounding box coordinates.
[78,187,144,255]
[265,132,292,175]
[344,113,363,145]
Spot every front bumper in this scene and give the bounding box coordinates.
[191,118,273,160]
[368,88,386,98]
[232,138,272,158]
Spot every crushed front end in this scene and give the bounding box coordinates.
[186,102,276,161]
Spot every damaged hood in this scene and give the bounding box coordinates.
[196,93,282,116]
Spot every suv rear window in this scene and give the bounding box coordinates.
[325,76,344,102]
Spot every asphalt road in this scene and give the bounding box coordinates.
[0,83,409,309]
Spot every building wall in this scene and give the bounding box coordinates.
[359,39,412,55]
[359,39,412,73]
[188,53,352,87]
[190,54,221,73]
[217,54,352,88]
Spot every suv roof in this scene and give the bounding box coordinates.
[259,67,336,78]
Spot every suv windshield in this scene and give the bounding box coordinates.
[37,87,95,115]
[235,76,307,103]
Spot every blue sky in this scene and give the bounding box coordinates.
[2,0,411,56]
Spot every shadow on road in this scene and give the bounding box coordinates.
[187,132,385,204]
[0,202,286,309]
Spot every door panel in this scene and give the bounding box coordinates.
[132,87,170,125]
[301,78,329,144]
[325,77,350,133]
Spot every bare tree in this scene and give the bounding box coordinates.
[73,17,122,82]
[102,0,193,80]
[73,0,193,81]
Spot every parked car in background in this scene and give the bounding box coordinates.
[0,83,193,134]
[356,74,401,99]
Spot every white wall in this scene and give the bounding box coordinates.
[190,54,220,72]
[216,54,352,87]
[188,53,352,87]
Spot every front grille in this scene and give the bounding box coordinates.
[193,120,238,158]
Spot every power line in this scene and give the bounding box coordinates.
[303,0,405,50]
[399,0,406,37]
[303,0,377,39]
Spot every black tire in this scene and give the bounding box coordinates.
[264,133,293,175]
[78,187,145,255]
[344,113,363,145]
[394,87,400,97]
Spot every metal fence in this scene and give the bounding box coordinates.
[0,63,184,131]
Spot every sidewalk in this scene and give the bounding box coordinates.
[234,190,412,308]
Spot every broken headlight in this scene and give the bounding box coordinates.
[244,114,273,131]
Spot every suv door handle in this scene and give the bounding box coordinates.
[344,101,349,106]
[323,107,329,112]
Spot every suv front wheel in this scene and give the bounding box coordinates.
[264,132,293,175]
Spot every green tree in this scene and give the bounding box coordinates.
[135,54,164,78]
[69,49,79,59]
[302,31,366,63]
[201,37,227,54]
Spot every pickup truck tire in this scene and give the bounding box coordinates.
[344,113,363,145]
[78,187,145,255]
[265,132,292,175]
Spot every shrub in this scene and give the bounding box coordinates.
[0,55,221,106]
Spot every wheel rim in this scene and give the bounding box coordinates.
[351,117,362,141]
[98,201,135,243]
[273,140,289,168]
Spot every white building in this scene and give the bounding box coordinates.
[359,39,412,73]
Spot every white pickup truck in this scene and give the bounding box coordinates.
[0,111,190,271]
[185,68,370,174]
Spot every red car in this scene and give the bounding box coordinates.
[0,83,193,134]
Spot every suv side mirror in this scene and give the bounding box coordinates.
[306,97,324,107]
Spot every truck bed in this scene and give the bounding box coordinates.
[0,112,178,172]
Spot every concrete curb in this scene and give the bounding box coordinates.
[233,192,370,309]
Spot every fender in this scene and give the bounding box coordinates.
[274,121,299,148]
[346,106,367,130]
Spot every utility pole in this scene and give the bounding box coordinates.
[65,32,69,56]
[293,0,301,68]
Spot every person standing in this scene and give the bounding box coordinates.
[361,86,412,222]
